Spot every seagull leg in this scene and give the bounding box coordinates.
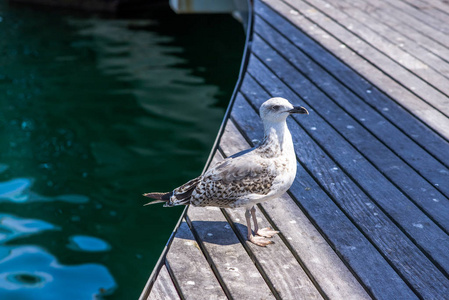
[245,206,273,247]
[250,206,259,234]
[251,206,279,238]
[245,208,253,241]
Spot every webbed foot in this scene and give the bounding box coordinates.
[249,234,274,247]
[256,227,279,238]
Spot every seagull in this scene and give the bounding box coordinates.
[144,97,308,246]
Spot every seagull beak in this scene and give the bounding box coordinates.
[288,106,309,115]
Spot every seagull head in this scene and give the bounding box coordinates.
[260,97,309,124]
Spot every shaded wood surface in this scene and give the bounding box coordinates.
[147,265,180,300]
[142,0,449,298]
[187,204,276,300]
[166,221,227,300]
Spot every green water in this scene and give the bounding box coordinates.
[0,2,244,299]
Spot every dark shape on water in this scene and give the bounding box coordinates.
[0,0,244,298]
[9,0,168,14]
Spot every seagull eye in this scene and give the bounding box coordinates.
[272,105,280,111]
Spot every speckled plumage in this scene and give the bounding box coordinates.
[144,97,308,246]
[190,154,277,208]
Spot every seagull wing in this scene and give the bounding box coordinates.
[209,154,271,183]
[190,151,276,207]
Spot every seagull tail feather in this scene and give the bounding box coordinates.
[142,176,201,207]
[143,192,172,206]
[143,199,166,206]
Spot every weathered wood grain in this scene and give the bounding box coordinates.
[257,0,449,140]
[255,0,449,170]
[166,221,227,300]
[252,13,449,196]
[231,93,417,300]
[248,21,449,232]
[359,5,449,70]
[281,0,449,117]
[327,0,449,80]
[147,265,180,300]
[418,0,449,15]
[242,52,449,274]
[375,0,449,34]
[218,122,326,300]
[144,1,449,299]
[220,120,371,300]
[237,70,449,297]
[304,0,449,97]
[397,0,449,26]
[186,202,276,299]
[368,0,449,48]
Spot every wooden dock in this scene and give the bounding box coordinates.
[140,0,449,298]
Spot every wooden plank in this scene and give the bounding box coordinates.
[145,2,449,299]
[237,64,449,297]
[166,221,227,300]
[147,265,180,300]
[287,0,449,114]
[414,0,449,15]
[221,206,325,300]
[220,120,371,300]
[384,0,449,31]
[248,24,449,223]
[242,52,449,275]
[327,0,449,80]
[326,0,449,79]
[219,122,336,300]
[255,0,449,170]
[250,16,449,230]
[401,0,439,13]
[361,6,449,69]
[417,0,449,15]
[230,93,417,299]
[402,0,449,22]
[367,0,449,49]
[255,3,449,174]
[347,0,449,58]
[256,0,449,140]
[304,0,449,95]
[376,0,449,34]
[186,204,276,299]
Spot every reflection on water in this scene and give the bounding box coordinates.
[0,177,88,203]
[0,246,115,299]
[68,235,111,252]
[0,213,56,242]
[0,1,244,299]
[0,214,115,298]
[0,178,31,203]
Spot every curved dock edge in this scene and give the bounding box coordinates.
[141,0,449,298]
[138,2,253,299]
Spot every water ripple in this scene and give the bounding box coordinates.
[67,235,111,252]
[0,246,116,299]
[0,178,88,204]
[0,214,57,243]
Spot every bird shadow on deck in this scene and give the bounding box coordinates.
[178,220,247,246]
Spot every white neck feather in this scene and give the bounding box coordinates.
[262,119,293,154]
